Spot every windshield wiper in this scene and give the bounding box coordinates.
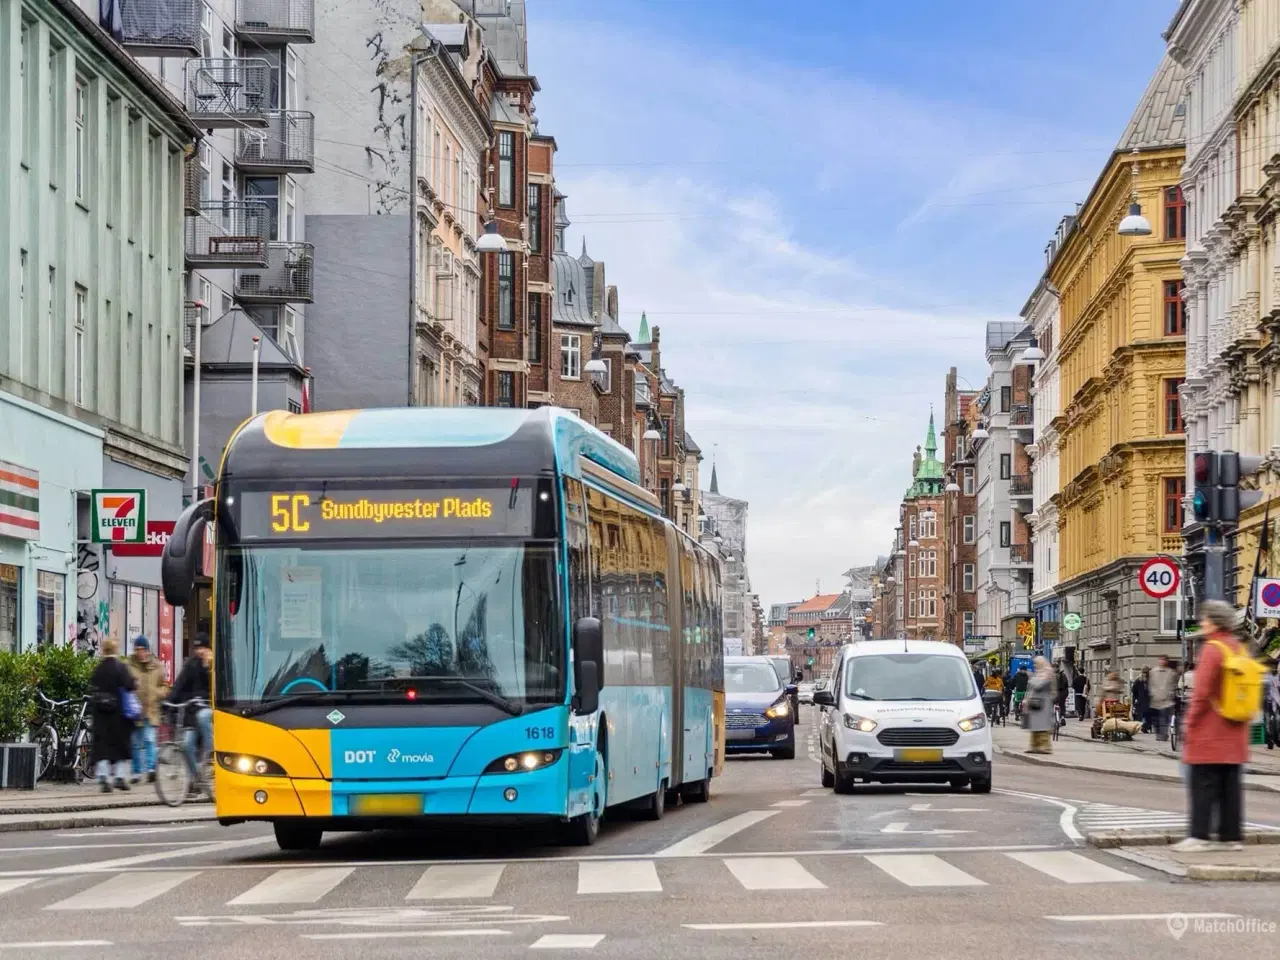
[359,675,525,716]
[238,690,388,718]
[846,692,875,700]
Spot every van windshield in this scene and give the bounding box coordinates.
[844,654,977,702]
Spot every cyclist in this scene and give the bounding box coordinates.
[1010,666,1029,719]
[169,635,213,794]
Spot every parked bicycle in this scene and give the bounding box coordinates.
[1169,691,1182,753]
[154,698,214,807]
[27,692,93,783]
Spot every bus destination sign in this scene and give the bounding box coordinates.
[236,487,533,540]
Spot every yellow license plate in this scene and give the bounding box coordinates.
[350,794,423,816]
[896,748,943,763]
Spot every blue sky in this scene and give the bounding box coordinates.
[528,0,1177,605]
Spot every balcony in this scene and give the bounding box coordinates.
[1010,474,1033,498]
[184,201,270,268]
[1010,543,1033,566]
[185,59,271,129]
[235,242,315,304]
[1010,402,1033,428]
[236,112,315,173]
[1161,535,1184,556]
[120,0,202,57]
[236,0,315,44]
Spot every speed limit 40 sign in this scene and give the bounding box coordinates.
[1139,557,1180,599]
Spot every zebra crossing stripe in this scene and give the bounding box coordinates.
[865,854,986,887]
[724,857,825,890]
[1006,851,1140,884]
[406,864,506,900]
[576,860,661,894]
[227,867,354,906]
[45,871,198,910]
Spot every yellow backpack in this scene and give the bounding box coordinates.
[1208,639,1266,724]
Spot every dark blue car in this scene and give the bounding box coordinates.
[724,655,797,759]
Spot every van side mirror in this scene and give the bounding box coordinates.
[813,690,835,707]
[161,498,214,608]
[573,617,604,714]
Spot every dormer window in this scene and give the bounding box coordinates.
[566,283,574,304]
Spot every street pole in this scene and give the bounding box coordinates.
[250,336,261,416]
[190,300,203,504]
[406,48,425,407]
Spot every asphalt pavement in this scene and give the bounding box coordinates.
[1,708,1279,958]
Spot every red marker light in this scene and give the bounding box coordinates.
[406,689,417,701]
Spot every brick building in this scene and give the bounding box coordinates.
[785,593,846,678]
[942,368,979,646]
[900,416,946,641]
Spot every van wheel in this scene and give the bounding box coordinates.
[971,776,992,794]
[274,822,323,852]
[948,778,968,792]
[820,761,835,789]
[832,764,855,795]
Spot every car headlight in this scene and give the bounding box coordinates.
[215,752,287,777]
[843,713,877,732]
[765,698,791,719]
[483,749,563,775]
[957,714,987,733]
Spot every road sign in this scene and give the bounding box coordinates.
[91,489,147,544]
[1062,612,1082,631]
[1139,557,1180,599]
[1256,579,1280,618]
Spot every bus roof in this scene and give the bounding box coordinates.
[219,406,642,485]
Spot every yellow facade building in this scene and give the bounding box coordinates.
[1052,56,1188,685]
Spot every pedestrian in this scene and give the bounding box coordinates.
[1149,655,1177,742]
[127,636,168,784]
[89,637,138,793]
[1054,664,1069,722]
[1132,668,1151,733]
[1024,656,1057,754]
[1072,670,1089,721]
[1175,600,1252,852]
[1265,661,1280,749]
[1011,666,1029,718]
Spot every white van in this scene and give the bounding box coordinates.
[814,639,992,794]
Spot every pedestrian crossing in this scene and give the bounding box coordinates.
[1074,801,1280,835]
[0,850,1151,915]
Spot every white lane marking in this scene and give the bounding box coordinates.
[0,842,215,854]
[577,860,661,894]
[686,921,882,931]
[1007,851,1141,884]
[0,878,38,896]
[771,800,810,808]
[724,857,825,891]
[908,804,988,812]
[406,863,507,900]
[654,811,779,857]
[228,867,354,906]
[55,825,212,837]
[865,854,986,887]
[0,942,114,949]
[799,789,828,798]
[1046,913,1238,923]
[881,823,971,835]
[994,788,1082,842]
[302,930,510,941]
[42,835,275,874]
[530,934,606,949]
[46,871,198,910]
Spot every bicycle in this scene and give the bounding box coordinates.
[1169,693,1181,753]
[1052,702,1063,741]
[28,692,93,783]
[154,699,214,807]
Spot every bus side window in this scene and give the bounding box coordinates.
[563,478,591,625]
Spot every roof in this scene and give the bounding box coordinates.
[685,432,701,454]
[490,92,524,127]
[200,310,300,369]
[551,253,596,328]
[790,593,842,614]
[1116,54,1187,152]
[844,638,968,658]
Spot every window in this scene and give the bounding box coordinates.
[909,516,917,540]
[999,522,1011,548]
[1165,185,1186,240]
[1164,378,1185,434]
[920,551,936,577]
[920,516,936,539]
[661,417,672,456]
[1000,453,1011,480]
[495,370,515,407]
[963,467,975,496]
[963,515,975,544]
[432,128,441,189]
[1164,476,1185,533]
[495,251,515,330]
[921,590,936,618]
[963,610,975,640]
[18,22,28,165]
[47,267,56,337]
[285,48,299,110]
[560,334,581,379]
[955,436,966,461]
[74,79,86,201]
[244,176,279,240]
[0,564,20,654]
[73,286,86,405]
[283,178,297,242]
[1160,597,1182,635]
[1163,279,1185,336]
[908,555,916,578]
[527,183,541,253]
[908,592,916,618]
[963,564,975,593]
[527,294,542,362]
[16,250,27,379]
[498,131,514,207]
[1000,385,1011,412]
[597,357,612,393]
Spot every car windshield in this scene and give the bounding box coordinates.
[726,662,784,694]
[767,657,790,683]
[215,543,563,708]
[844,654,977,702]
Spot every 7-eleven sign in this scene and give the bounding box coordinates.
[91,489,148,544]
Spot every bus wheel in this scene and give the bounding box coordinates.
[566,750,605,846]
[274,822,323,852]
[680,773,712,804]
[641,780,666,821]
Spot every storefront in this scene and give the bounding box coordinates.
[0,392,104,653]
[1034,598,1061,663]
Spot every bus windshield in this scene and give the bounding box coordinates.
[215,542,563,709]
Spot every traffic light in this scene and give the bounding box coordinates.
[1192,451,1218,524]
[807,627,815,640]
[1217,451,1266,524]
[806,657,815,667]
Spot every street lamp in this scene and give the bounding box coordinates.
[972,425,990,440]
[1117,148,1152,237]
[584,332,607,375]
[477,220,509,253]
[945,481,961,493]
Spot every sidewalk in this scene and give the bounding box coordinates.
[990,724,1280,793]
[1108,839,1280,881]
[0,781,214,832]
[1054,716,1280,775]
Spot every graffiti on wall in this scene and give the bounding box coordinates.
[75,542,107,654]
[364,27,409,215]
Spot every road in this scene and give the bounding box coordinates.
[1,710,1278,958]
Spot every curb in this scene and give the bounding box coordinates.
[0,810,217,833]
[995,743,1280,793]
[1185,864,1280,881]
[0,799,190,816]
[1088,830,1280,849]
[1105,846,1188,878]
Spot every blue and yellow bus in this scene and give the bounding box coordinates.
[161,406,724,850]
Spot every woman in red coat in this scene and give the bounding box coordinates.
[1174,599,1251,852]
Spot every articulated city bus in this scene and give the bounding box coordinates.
[161,407,724,850]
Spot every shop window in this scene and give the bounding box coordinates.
[36,571,65,648]
[0,564,19,653]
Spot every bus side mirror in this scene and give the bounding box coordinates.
[161,498,214,608]
[573,617,604,714]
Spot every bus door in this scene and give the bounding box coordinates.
[664,527,685,787]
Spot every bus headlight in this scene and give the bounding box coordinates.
[216,752,287,777]
[483,749,562,775]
